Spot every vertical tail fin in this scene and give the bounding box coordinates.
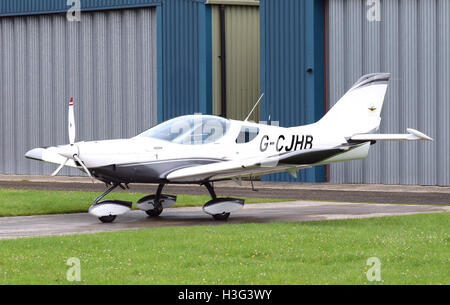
[319,73,390,137]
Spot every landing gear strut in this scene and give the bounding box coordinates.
[204,181,217,200]
[145,184,163,217]
[202,182,244,221]
[89,183,132,223]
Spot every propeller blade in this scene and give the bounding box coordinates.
[68,97,76,145]
[51,158,69,177]
[73,154,95,184]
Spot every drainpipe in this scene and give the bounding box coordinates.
[219,4,227,118]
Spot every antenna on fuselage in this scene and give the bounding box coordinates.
[244,93,264,122]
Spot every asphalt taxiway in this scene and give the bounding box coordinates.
[0,176,449,205]
[0,175,448,239]
[0,201,448,240]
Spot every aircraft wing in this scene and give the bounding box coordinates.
[166,157,269,182]
[166,146,350,182]
[350,128,433,142]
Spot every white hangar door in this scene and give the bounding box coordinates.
[0,8,158,176]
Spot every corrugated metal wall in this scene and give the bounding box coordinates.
[160,0,212,120]
[326,0,450,186]
[211,4,260,122]
[0,8,157,175]
[260,0,325,182]
[0,0,215,122]
[0,0,161,16]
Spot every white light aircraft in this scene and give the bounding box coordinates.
[25,73,433,223]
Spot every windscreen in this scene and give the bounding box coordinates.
[137,115,230,145]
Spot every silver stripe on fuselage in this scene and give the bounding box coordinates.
[115,158,226,168]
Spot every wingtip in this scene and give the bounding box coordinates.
[407,128,433,141]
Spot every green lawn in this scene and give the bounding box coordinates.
[0,213,448,284]
[0,188,291,217]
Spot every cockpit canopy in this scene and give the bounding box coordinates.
[137,115,230,145]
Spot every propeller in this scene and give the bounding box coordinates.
[68,97,76,145]
[51,97,94,183]
[51,158,68,177]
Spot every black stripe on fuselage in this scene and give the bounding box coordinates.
[278,148,345,165]
[89,158,224,184]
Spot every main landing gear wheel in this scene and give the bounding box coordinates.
[98,215,117,223]
[136,184,177,218]
[145,200,163,217]
[212,212,230,221]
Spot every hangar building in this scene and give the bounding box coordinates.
[0,0,448,186]
[0,0,261,176]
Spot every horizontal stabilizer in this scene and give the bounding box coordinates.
[350,128,433,142]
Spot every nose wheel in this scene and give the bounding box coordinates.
[89,183,132,223]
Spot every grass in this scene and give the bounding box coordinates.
[0,213,448,284]
[0,188,292,217]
